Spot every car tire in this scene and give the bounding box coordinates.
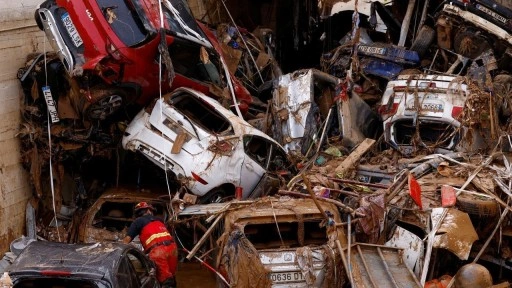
[456,193,499,217]
[410,25,435,58]
[453,27,490,59]
[200,187,235,204]
[83,87,126,120]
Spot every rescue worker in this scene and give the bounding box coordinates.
[123,202,178,287]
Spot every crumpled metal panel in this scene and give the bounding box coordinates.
[431,208,478,260]
[272,69,314,153]
[385,226,423,275]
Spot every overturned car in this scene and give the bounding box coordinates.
[122,87,292,202]
[271,69,382,157]
[35,0,252,119]
[378,74,468,155]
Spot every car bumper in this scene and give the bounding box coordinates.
[36,7,80,73]
[259,248,328,287]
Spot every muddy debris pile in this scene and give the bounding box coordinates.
[5,0,512,287]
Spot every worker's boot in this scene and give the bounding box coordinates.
[161,277,176,288]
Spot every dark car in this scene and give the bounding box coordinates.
[35,0,252,119]
[437,0,512,60]
[77,187,169,246]
[8,241,160,288]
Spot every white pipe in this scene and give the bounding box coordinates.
[398,0,417,46]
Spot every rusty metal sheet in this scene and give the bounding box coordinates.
[431,207,478,260]
[350,244,422,288]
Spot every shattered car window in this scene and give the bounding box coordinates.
[167,38,222,86]
[96,0,148,46]
[244,221,326,249]
[127,252,154,285]
[93,201,134,231]
[393,120,459,149]
[116,255,140,288]
[162,0,207,42]
[268,143,289,171]
[169,92,233,135]
[14,278,102,288]
[243,135,271,167]
[92,201,166,232]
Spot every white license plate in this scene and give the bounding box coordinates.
[269,271,305,283]
[407,102,444,112]
[61,12,83,47]
[476,4,507,24]
[358,45,386,55]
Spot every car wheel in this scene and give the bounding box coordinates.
[83,87,126,120]
[456,193,499,217]
[410,25,435,58]
[199,187,235,204]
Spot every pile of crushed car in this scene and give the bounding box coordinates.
[3,0,512,287]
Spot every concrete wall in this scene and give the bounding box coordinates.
[0,0,45,254]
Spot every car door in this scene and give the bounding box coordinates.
[117,249,159,288]
[249,141,291,198]
[239,134,270,198]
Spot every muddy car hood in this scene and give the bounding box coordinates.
[8,242,126,284]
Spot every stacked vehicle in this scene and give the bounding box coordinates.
[9,0,512,287]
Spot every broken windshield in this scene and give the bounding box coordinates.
[161,0,209,46]
[96,0,149,47]
[245,220,327,249]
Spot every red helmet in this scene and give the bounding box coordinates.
[134,202,156,213]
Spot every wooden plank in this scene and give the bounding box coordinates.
[335,138,375,175]
[171,132,187,154]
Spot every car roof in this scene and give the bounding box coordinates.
[224,197,340,225]
[97,186,170,202]
[179,197,341,224]
[170,87,286,148]
[8,241,131,282]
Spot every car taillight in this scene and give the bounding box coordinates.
[451,106,463,118]
[419,82,436,88]
[191,172,208,185]
[378,103,399,116]
[40,270,72,276]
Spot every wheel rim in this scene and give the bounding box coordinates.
[87,94,123,120]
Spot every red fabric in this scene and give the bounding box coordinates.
[140,221,173,251]
[148,242,178,283]
[408,174,423,210]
